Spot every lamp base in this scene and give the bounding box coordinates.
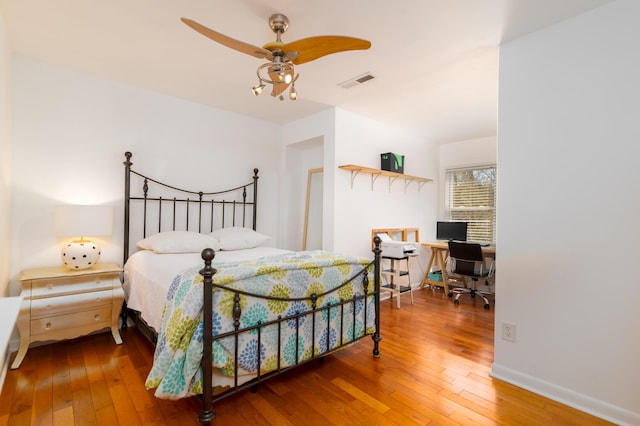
[61,240,101,269]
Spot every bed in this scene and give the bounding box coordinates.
[120,152,382,425]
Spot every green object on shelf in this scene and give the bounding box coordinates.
[428,271,443,282]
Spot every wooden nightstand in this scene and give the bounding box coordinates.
[11,263,124,369]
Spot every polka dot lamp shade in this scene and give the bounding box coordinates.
[54,205,113,269]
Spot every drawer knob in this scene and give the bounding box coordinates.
[94,314,101,321]
[45,322,52,330]
[47,284,53,290]
[46,304,53,310]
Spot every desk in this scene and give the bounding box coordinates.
[420,242,496,294]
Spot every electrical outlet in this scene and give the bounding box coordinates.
[502,322,516,342]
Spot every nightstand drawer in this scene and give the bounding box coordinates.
[31,307,112,336]
[31,289,113,317]
[31,274,117,298]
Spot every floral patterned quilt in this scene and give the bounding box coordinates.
[145,250,375,399]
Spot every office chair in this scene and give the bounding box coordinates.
[446,241,494,309]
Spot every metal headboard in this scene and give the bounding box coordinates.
[122,151,259,266]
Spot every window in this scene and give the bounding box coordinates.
[444,165,496,243]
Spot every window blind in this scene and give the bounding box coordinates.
[444,165,496,243]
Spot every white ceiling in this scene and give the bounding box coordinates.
[1,0,612,144]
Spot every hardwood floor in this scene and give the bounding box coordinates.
[0,288,612,425]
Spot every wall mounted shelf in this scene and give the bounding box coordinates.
[339,164,432,192]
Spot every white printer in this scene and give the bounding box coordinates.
[377,233,420,259]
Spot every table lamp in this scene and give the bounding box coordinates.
[54,205,114,269]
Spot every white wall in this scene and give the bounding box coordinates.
[0,9,14,392]
[280,108,440,286]
[9,56,281,296]
[333,108,439,259]
[439,136,496,220]
[332,109,439,289]
[283,137,324,251]
[279,109,336,251]
[0,10,11,297]
[493,1,640,424]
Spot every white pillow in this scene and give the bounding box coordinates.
[211,227,270,251]
[136,231,221,253]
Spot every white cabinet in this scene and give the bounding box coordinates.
[11,263,124,369]
[0,297,21,392]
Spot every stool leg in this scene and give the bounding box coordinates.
[406,257,414,305]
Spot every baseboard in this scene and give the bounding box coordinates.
[491,362,639,426]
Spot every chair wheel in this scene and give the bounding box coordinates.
[448,292,453,297]
[454,299,459,305]
[484,304,490,309]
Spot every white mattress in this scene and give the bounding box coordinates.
[123,247,291,331]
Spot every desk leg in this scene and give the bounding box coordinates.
[421,247,450,295]
[435,249,450,295]
[420,248,436,289]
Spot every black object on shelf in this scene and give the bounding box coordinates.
[380,152,404,174]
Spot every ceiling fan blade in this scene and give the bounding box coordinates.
[181,17,271,59]
[283,36,371,65]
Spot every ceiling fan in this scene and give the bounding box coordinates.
[181,14,371,100]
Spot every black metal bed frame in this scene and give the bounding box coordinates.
[123,151,259,265]
[121,152,382,425]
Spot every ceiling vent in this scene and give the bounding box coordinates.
[338,73,375,89]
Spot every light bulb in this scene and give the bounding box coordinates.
[252,84,265,96]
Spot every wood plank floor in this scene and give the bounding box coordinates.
[0,288,613,425]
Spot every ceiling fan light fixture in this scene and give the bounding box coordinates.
[254,61,298,100]
[257,61,294,84]
[289,85,297,101]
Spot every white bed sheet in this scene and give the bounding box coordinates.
[123,247,291,331]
